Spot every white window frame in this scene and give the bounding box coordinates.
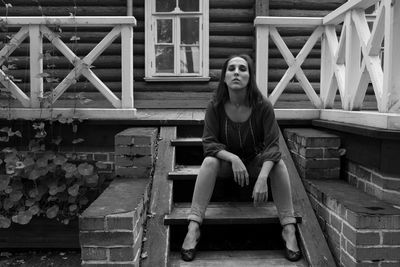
[145,0,209,81]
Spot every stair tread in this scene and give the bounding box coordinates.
[169,250,307,267]
[169,165,230,180]
[165,202,301,225]
[171,137,202,146]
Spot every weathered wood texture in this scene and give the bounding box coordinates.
[0,0,353,109]
[141,127,176,267]
[279,130,337,267]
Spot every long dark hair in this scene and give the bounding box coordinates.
[213,54,264,107]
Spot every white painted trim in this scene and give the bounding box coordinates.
[0,16,136,26]
[29,25,43,108]
[323,0,380,25]
[255,24,269,97]
[320,109,400,130]
[121,25,134,109]
[144,77,210,82]
[145,0,208,80]
[254,17,323,26]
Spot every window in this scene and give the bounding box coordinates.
[145,0,209,81]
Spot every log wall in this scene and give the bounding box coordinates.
[0,0,365,110]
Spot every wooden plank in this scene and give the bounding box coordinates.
[344,12,361,110]
[169,250,307,267]
[270,0,346,10]
[323,0,380,25]
[81,68,121,108]
[255,0,269,16]
[254,17,323,27]
[0,71,30,107]
[121,25,134,109]
[0,26,29,65]
[210,9,254,22]
[29,25,43,108]
[0,108,320,121]
[165,202,302,225]
[320,109,400,130]
[279,130,336,267]
[383,0,400,112]
[255,24,269,97]
[0,16,136,26]
[168,165,200,181]
[171,138,202,146]
[141,127,176,267]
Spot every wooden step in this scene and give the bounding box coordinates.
[169,165,232,181]
[165,202,301,225]
[169,165,200,180]
[171,137,202,146]
[169,250,308,267]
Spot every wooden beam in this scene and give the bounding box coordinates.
[323,0,380,25]
[0,16,136,27]
[279,130,337,267]
[320,109,400,130]
[29,25,43,108]
[255,24,269,97]
[255,0,269,16]
[121,25,134,109]
[382,0,400,112]
[141,127,176,267]
[0,108,319,121]
[254,17,323,27]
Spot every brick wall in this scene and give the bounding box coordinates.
[284,128,341,179]
[80,127,158,266]
[306,180,400,267]
[80,178,151,267]
[114,128,158,179]
[344,161,400,206]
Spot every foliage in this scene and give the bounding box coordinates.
[0,124,109,228]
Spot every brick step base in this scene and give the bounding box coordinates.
[304,179,400,266]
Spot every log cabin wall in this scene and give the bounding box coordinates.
[0,1,357,110]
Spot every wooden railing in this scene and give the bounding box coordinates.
[255,0,400,129]
[0,16,136,119]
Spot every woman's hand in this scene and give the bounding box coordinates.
[231,156,249,187]
[252,176,268,204]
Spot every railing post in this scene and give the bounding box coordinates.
[29,25,43,108]
[382,0,400,112]
[344,11,361,110]
[121,24,134,109]
[320,28,332,108]
[255,24,269,98]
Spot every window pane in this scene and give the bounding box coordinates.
[157,19,172,43]
[181,18,199,45]
[180,46,200,73]
[156,0,175,12]
[156,46,174,73]
[179,0,199,12]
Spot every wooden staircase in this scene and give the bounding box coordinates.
[142,126,337,267]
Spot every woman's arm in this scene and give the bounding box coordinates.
[252,160,274,203]
[216,150,249,187]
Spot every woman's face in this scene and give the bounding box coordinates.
[224,57,250,91]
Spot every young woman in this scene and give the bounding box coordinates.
[181,55,301,262]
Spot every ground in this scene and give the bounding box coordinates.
[0,251,80,267]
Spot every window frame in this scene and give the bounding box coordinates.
[145,0,209,81]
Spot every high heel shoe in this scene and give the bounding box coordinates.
[282,226,302,262]
[181,235,200,262]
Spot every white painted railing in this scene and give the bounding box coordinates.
[0,16,136,118]
[255,0,400,129]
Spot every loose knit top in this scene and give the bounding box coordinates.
[202,97,281,164]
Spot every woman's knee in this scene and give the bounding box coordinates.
[201,156,220,171]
